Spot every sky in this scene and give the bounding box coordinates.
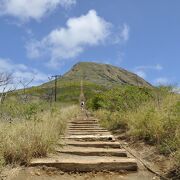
[0,0,180,89]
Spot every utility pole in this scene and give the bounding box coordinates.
[52,75,60,102]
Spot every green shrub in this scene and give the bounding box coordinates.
[87,85,155,112]
[92,86,180,169]
[95,110,128,131]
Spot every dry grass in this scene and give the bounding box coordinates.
[128,94,180,152]
[0,104,79,166]
[95,93,180,169]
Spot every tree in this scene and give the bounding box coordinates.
[40,77,54,103]
[0,73,15,104]
[18,77,34,102]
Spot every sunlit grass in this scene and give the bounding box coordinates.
[91,86,180,170]
[0,103,79,166]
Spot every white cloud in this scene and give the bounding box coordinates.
[59,0,76,9]
[26,10,112,67]
[120,24,129,42]
[0,58,48,88]
[155,64,163,70]
[134,70,146,79]
[134,64,163,79]
[154,77,169,85]
[0,0,76,21]
[135,64,163,71]
[113,24,130,44]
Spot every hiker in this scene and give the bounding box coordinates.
[80,101,85,110]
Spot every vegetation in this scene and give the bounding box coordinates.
[0,100,79,166]
[0,62,179,178]
[87,85,155,111]
[59,62,152,87]
[87,85,180,172]
[30,81,107,103]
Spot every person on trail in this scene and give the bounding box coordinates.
[80,101,85,110]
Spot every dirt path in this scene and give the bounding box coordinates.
[6,110,160,180]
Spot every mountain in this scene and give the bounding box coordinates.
[31,62,152,103]
[62,62,152,87]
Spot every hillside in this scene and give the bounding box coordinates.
[37,62,152,103]
[62,62,152,87]
[3,62,180,179]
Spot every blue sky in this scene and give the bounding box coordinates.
[0,0,180,88]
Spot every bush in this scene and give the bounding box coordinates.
[87,85,155,112]
[91,86,180,169]
[0,100,47,122]
[95,110,128,131]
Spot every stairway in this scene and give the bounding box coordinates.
[30,112,138,172]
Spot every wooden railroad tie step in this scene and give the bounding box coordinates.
[61,141,122,149]
[64,135,115,141]
[30,155,137,172]
[56,146,127,157]
[30,114,138,173]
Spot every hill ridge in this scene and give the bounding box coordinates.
[62,61,152,87]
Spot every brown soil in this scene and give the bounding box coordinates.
[114,131,175,179]
[5,166,159,180]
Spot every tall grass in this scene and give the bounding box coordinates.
[89,86,180,172]
[0,103,79,166]
[128,94,180,153]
